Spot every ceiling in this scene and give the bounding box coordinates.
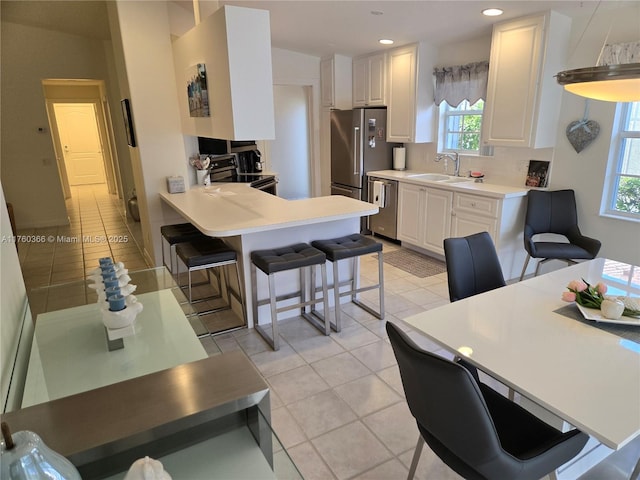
[1,0,634,57]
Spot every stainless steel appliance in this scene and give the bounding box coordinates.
[208,154,277,195]
[331,108,398,232]
[368,177,398,240]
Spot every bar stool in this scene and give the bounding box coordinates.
[311,234,385,331]
[160,223,206,275]
[251,243,330,351]
[175,238,244,319]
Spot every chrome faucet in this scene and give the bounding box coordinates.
[435,152,460,177]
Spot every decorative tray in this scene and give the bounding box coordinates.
[576,304,640,326]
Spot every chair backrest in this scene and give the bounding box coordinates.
[525,189,579,237]
[386,322,504,469]
[443,232,505,302]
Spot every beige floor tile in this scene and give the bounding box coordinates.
[362,402,417,455]
[350,339,397,372]
[311,352,371,388]
[352,458,409,480]
[286,442,336,480]
[271,406,307,449]
[250,343,307,378]
[266,364,330,405]
[312,421,392,480]
[333,374,402,417]
[288,334,345,364]
[286,390,357,439]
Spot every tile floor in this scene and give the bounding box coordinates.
[16,185,639,479]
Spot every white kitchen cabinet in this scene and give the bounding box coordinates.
[172,5,275,140]
[398,183,422,245]
[397,183,452,256]
[352,52,386,107]
[450,193,499,241]
[482,11,571,148]
[386,43,437,143]
[321,54,352,109]
[395,178,527,280]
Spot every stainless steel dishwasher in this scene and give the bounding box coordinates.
[367,177,398,240]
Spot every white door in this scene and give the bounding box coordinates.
[54,103,106,185]
[270,85,311,200]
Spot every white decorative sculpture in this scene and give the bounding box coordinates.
[124,456,172,480]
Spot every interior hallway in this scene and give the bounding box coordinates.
[17,184,148,291]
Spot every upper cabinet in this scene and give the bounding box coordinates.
[172,6,275,140]
[386,42,437,143]
[352,52,386,107]
[321,54,352,109]
[482,11,571,148]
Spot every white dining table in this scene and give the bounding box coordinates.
[404,258,640,479]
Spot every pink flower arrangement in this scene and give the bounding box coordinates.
[562,279,640,318]
[562,278,607,309]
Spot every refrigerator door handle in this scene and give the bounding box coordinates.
[353,126,360,175]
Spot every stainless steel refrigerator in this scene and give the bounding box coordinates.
[331,108,398,205]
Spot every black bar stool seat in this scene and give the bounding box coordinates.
[176,238,244,320]
[312,234,385,331]
[160,223,206,274]
[251,243,330,350]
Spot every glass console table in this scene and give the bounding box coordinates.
[4,267,301,479]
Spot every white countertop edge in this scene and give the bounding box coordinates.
[367,170,528,199]
[160,187,378,237]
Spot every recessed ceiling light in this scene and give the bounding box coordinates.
[371,10,384,16]
[482,8,504,16]
[379,39,394,45]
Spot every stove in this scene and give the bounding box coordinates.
[208,154,277,195]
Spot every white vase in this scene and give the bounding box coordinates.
[601,297,625,320]
[195,169,208,185]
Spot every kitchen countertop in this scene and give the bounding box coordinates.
[160,184,378,237]
[368,170,528,199]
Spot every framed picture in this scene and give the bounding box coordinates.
[121,99,136,147]
[187,63,210,117]
[525,160,550,188]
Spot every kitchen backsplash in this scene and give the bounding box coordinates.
[405,143,555,188]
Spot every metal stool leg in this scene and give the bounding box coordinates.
[268,273,279,350]
[377,251,385,319]
[320,263,330,336]
[332,260,341,332]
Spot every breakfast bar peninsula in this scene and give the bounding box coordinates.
[160,184,378,327]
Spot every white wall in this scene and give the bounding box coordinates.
[0,185,30,412]
[270,47,322,195]
[111,0,192,265]
[0,21,110,228]
[551,4,640,266]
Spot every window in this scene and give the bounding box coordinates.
[439,99,484,154]
[602,102,640,220]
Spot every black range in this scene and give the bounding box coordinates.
[208,155,277,195]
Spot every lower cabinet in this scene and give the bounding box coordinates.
[398,182,527,280]
[398,183,452,256]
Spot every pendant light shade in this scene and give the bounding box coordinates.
[556,63,640,102]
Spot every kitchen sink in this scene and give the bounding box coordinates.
[407,173,450,181]
[440,177,473,184]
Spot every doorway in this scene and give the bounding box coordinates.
[269,85,312,200]
[52,103,107,185]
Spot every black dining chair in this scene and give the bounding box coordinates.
[386,322,589,480]
[520,189,601,281]
[443,232,506,303]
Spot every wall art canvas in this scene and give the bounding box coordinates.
[187,63,210,117]
[525,160,550,188]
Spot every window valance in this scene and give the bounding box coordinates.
[433,61,490,107]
